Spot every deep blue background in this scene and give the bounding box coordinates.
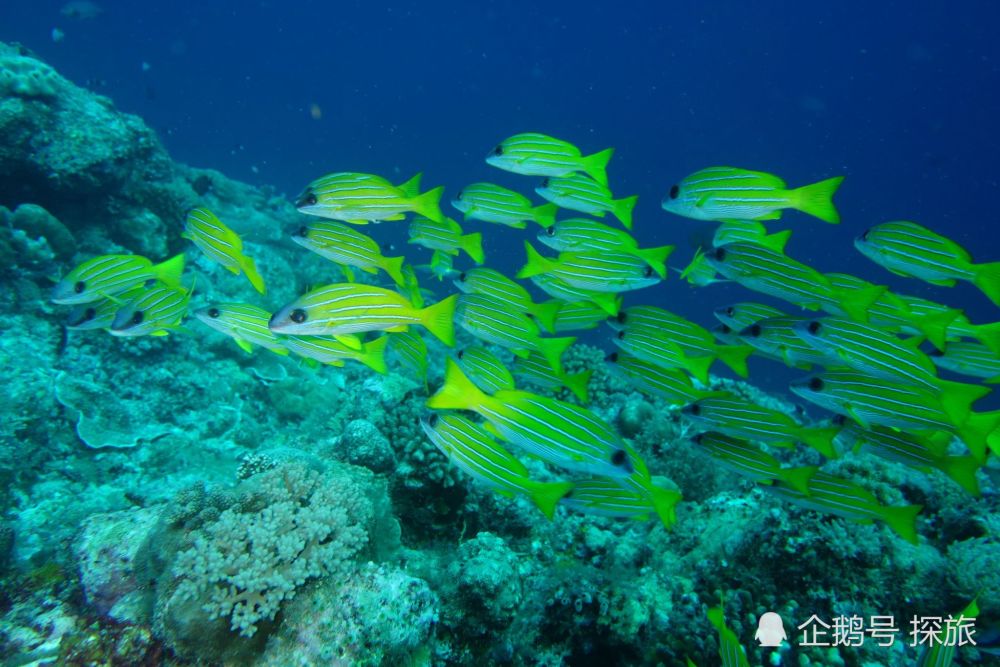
[4,1,1000,396]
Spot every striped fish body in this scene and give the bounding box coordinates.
[739,316,838,369]
[706,607,752,667]
[693,432,818,493]
[195,303,288,355]
[269,283,457,346]
[387,330,428,385]
[536,173,637,229]
[486,132,614,186]
[794,317,942,389]
[284,335,389,373]
[560,477,681,525]
[456,345,516,394]
[855,220,976,285]
[606,352,720,406]
[712,218,792,252]
[613,326,715,385]
[183,208,264,294]
[427,358,634,478]
[453,267,559,330]
[452,182,556,228]
[662,166,843,224]
[682,394,808,448]
[517,242,663,293]
[513,352,591,402]
[110,284,191,337]
[714,302,787,331]
[538,217,638,252]
[931,342,1000,381]
[408,216,483,264]
[529,274,622,316]
[51,253,184,305]
[551,300,609,332]
[296,172,443,223]
[420,413,573,519]
[916,599,979,667]
[65,287,145,330]
[293,219,403,277]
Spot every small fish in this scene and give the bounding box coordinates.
[183,208,265,294]
[529,273,622,316]
[855,220,1000,307]
[712,219,792,252]
[706,605,751,667]
[408,216,484,264]
[613,326,717,385]
[551,300,611,332]
[65,287,145,330]
[291,220,407,286]
[455,345,516,394]
[738,316,837,369]
[536,173,638,229]
[916,598,979,667]
[513,352,591,402]
[713,302,787,331]
[789,370,998,461]
[387,329,428,388]
[295,172,444,224]
[269,283,457,346]
[560,476,682,528]
[51,253,185,305]
[414,250,458,282]
[451,182,557,229]
[455,294,575,373]
[662,166,844,224]
[610,306,753,378]
[605,352,724,406]
[930,342,1000,382]
[704,243,885,322]
[195,303,289,356]
[835,422,980,496]
[517,242,666,292]
[283,334,389,373]
[677,247,727,287]
[109,284,191,337]
[682,394,841,459]
[537,218,672,275]
[764,471,922,544]
[486,132,614,186]
[427,358,636,478]
[453,267,562,332]
[692,431,818,494]
[421,413,573,519]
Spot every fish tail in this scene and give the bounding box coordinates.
[779,465,819,496]
[396,172,423,198]
[972,321,1000,355]
[612,194,638,230]
[919,309,962,351]
[526,480,574,520]
[790,175,844,224]
[536,336,576,374]
[835,284,885,322]
[411,185,445,223]
[380,255,407,287]
[956,410,1000,461]
[239,255,267,295]
[153,253,186,288]
[427,357,489,410]
[419,294,458,347]
[939,381,991,426]
[940,455,982,497]
[761,229,793,253]
[972,261,1000,307]
[714,344,752,378]
[799,425,841,459]
[529,299,562,334]
[582,147,614,187]
[632,244,674,278]
[681,354,713,386]
[358,335,390,375]
[587,291,622,316]
[561,369,592,403]
[879,504,922,544]
[649,487,682,529]
[459,232,484,264]
[532,202,558,228]
[516,241,556,279]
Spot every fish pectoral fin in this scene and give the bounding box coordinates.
[845,405,871,430]
[235,338,254,354]
[694,194,712,208]
[927,277,958,287]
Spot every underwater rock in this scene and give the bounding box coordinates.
[10,203,76,260]
[337,418,397,474]
[445,532,524,636]
[74,506,160,624]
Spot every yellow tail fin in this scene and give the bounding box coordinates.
[582,147,614,187]
[791,176,844,224]
[973,261,1000,308]
[419,294,457,346]
[154,253,186,288]
[612,194,638,230]
[240,255,266,295]
[427,357,489,410]
[411,185,445,223]
[632,245,674,278]
[460,232,484,264]
[380,255,407,287]
[516,241,556,279]
[359,335,389,374]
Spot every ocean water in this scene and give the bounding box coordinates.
[1,2,1000,665]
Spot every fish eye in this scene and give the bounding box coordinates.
[928,348,943,357]
[131,311,144,325]
[290,308,307,324]
[427,413,439,427]
[458,272,467,282]
[616,330,626,340]
[691,433,703,444]
[725,306,734,316]
[82,307,96,321]
[298,193,317,207]
[606,351,618,363]
[208,308,220,318]
[859,230,870,242]
[688,403,701,416]
[748,324,761,337]
[616,311,628,325]
[455,191,463,201]
[808,377,824,391]
[668,184,679,200]
[714,247,727,262]
[643,266,654,278]
[720,325,732,334]
[456,350,465,360]
[492,145,503,156]
[295,226,308,237]
[545,226,555,237]
[807,321,821,335]
[74,281,85,294]
[610,449,627,467]
[540,178,550,188]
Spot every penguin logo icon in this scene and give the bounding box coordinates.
[755,612,787,647]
